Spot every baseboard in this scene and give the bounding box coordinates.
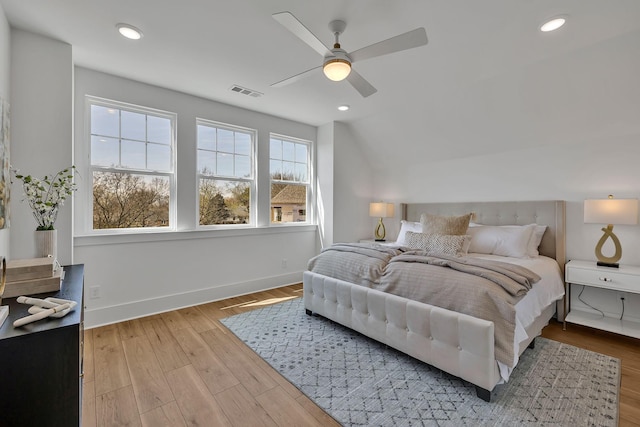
[84,271,303,328]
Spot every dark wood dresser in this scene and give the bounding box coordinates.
[0,264,84,427]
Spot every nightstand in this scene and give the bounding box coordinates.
[564,259,640,339]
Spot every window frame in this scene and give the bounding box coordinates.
[196,118,257,228]
[269,133,313,226]
[85,95,177,234]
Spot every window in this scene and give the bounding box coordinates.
[270,135,310,224]
[197,120,255,226]
[88,97,176,230]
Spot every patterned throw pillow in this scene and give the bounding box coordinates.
[405,231,468,256]
[420,213,473,235]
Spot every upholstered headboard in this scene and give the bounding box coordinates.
[401,200,566,271]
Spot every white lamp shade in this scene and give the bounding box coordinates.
[369,202,394,218]
[584,198,639,225]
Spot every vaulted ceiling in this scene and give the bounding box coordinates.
[2,0,640,170]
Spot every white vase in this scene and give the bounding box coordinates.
[35,229,57,260]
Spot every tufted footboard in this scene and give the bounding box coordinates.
[303,271,503,401]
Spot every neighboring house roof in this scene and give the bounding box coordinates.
[271,185,306,205]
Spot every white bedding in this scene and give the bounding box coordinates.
[467,253,565,381]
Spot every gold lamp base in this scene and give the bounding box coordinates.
[374,218,386,241]
[595,224,621,268]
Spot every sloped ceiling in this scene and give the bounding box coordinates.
[2,0,639,170]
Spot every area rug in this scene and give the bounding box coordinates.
[220,298,620,426]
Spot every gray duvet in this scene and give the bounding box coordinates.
[307,243,405,287]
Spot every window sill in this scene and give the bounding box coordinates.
[74,224,317,247]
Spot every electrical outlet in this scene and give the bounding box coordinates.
[281,259,287,269]
[89,285,101,299]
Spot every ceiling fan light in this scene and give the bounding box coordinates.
[323,58,351,81]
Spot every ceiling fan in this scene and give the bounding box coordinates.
[272,12,428,98]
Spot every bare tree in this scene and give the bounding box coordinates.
[230,183,250,212]
[93,172,169,229]
[199,179,231,225]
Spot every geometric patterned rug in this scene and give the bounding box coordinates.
[220,298,620,427]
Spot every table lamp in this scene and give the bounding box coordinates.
[584,196,638,268]
[369,202,394,241]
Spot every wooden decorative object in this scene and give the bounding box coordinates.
[6,257,55,282]
[2,270,62,298]
[2,257,61,298]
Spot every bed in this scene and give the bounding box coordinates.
[303,200,566,401]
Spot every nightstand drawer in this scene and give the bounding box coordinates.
[566,265,640,293]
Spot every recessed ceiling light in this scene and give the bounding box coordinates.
[338,105,350,111]
[117,23,143,40]
[540,16,567,32]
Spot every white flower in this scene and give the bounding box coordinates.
[13,166,77,230]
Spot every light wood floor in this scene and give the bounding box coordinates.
[83,284,640,427]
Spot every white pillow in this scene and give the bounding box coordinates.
[467,223,536,258]
[469,223,547,257]
[527,224,547,257]
[396,220,422,246]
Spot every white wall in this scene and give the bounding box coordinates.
[332,122,374,243]
[316,122,335,248]
[0,5,10,259]
[9,30,73,264]
[73,67,318,327]
[316,121,374,247]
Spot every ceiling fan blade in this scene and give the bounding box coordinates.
[273,12,332,57]
[271,65,322,88]
[347,70,377,98]
[348,27,428,63]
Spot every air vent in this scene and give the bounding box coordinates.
[230,85,263,98]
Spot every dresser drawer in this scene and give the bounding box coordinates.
[566,266,640,293]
